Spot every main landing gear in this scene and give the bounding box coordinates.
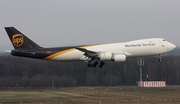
[87,61,105,68]
[99,61,105,68]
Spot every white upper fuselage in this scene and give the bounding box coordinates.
[48,38,176,61]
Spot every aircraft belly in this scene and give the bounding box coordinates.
[50,50,84,61]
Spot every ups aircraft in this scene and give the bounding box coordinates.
[5,27,176,68]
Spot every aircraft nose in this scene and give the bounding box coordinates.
[168,42,176,51]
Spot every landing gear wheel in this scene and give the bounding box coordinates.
[93,62,98,67]
[158,59,162,62]
[87,62,98,67]
[99,61,105,68]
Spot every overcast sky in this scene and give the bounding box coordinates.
[0,0,180,48]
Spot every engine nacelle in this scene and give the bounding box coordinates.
[99,52,112,61]
[99,52,126,62]
[112,54,126,62]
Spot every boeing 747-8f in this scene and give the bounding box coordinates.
[5,27,176,68]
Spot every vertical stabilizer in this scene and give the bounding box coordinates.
[5,27,41,50]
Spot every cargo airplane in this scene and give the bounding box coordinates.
[5,27,176,68]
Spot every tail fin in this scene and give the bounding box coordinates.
[5,27,42,50]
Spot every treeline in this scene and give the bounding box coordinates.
[0,55,180,88]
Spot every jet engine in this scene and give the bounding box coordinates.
[98,52,126,62]
[99,52,112,61]
[112,54,126,62]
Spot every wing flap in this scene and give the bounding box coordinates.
[75,47,98,57]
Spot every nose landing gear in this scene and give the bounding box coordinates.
[158,55,162,62]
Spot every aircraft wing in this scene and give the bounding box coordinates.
[75,47,98,57]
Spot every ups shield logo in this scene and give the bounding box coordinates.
[12,34,24,47]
